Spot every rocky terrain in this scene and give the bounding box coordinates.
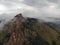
[0,13,60,45]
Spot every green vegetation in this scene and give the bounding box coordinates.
[21,18,60,45]
[0,17,60,45]
[0,31,12,45]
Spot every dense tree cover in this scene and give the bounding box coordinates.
[21,18,60,45]
[23,35,50,45]
[22,18,50,45]
[0,32,12,45]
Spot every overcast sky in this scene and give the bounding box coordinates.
[0,0,60,22]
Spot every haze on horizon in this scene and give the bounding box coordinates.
[0,0,60,22]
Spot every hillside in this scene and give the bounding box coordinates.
[45,22,60,33]
[0,13,60,45]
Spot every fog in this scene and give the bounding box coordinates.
[0,0,60,29]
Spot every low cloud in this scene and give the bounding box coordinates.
[0,0,60,22]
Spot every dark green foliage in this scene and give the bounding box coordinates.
[0,32,12,45]
[23,34,50,45]
[3,32,12,42]
[22,18,38,31]
[22,18,50,45]
[26,18,38,22]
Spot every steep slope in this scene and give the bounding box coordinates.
[21,18,59,45]
[0,13,60,45]
[45,22,60,33]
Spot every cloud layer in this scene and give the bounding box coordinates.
[0,0,60,22]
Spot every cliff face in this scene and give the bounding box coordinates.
[0,13,60,45]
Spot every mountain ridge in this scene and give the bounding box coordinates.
[0,13,60,45]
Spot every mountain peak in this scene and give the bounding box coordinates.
[15,13,23,18]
